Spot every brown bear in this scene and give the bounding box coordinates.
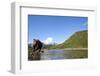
[33,39,43,53]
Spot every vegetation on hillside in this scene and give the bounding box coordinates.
[50,30,88,49]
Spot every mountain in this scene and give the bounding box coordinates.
[50,30,88,49]
[28,42,57,49]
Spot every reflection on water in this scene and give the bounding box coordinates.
[40,50,88,60]
[41,50,65,60]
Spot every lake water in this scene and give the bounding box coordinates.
[40,50,87,60]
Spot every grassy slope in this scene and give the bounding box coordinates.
[51,30,88,49]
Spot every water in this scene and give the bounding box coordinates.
[41,50,65,60]
[40,50,87,60]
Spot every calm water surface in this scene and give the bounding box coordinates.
[40,50,87,60]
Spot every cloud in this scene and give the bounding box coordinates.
[43,37,54,44]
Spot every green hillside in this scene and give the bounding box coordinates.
[51,30,88,49]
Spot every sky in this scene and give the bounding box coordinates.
[28,15,88,44]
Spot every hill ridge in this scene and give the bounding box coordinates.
[50,30,88,49]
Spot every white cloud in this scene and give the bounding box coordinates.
[43,37,54,44]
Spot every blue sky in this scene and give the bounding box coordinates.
[28,15,88,44]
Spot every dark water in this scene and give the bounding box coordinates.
[40,50,87,60]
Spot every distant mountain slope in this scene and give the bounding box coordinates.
[51,30,88,49]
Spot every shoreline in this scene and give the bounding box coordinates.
[42,48,88,51]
